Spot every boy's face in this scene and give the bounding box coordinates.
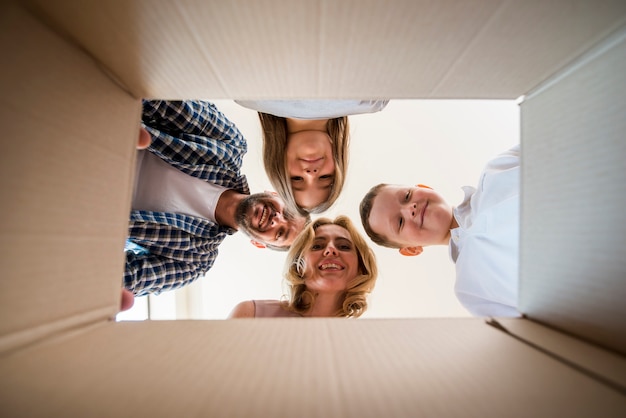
[368,185,454,249]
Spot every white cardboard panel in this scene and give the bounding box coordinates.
[0,319,625,417]
[26,0,626,99]
[519,26,626,355]
[0,3,139,351]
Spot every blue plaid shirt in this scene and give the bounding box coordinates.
[125,100,250,296]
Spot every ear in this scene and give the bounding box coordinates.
[399,246,423,257]
[250,240,266,249]
[416,184,433,190]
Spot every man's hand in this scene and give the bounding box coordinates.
[138,127,151,150]
[120,288,135,312]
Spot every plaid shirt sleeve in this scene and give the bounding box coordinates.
[125,212,229,296]
[141,100,249,190]
[124,251,214,296]
[142,100,243,144]
[125,251,212,297]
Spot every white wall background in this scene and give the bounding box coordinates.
[118,99,520,321]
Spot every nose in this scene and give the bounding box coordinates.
[301,158,322,174]
[323,244,338,256]
[269,211,284,227]
[401,203,418,219]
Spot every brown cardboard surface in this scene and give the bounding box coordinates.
[0,3,139,352]
[519,25,626,355]
[496,319,626,392]
[431,0,626,98]
[25,0,626,99]
[1,319,625,417]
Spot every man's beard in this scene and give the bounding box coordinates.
[235,192,295,238]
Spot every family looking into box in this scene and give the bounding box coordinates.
[122,99,520,319]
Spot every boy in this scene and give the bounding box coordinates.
[360,145,520,317]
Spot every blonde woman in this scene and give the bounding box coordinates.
[236,100,389,215]
[229,215,378,318]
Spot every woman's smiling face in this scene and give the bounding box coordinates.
[302,224,360,294]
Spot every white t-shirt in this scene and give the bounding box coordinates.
[132,150,226,223]
[235,100,389,119]
[449,144,521,317]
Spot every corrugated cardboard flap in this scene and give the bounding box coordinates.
[24,0,626,100]
[519,24,626,356]
[492,318,626,393]
[0,2,139,353]
[1,319,625,417]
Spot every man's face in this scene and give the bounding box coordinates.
[235,192,308,249]
[368,185,454,248]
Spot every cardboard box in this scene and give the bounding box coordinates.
[1,1,625,416]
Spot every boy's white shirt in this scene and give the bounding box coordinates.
[449,144,521,317]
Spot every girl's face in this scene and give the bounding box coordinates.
[302,224,360,294]
[285,130,335,210]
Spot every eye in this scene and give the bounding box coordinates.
[291,176,304,182]
[336,239,353,251]
[311,244,323,250]
[405,190,410,201]
[319,174,333,180]
[275,229,283,241]
[399,217,404,231]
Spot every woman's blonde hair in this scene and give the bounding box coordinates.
[259,113,350,216]
[282,216,378,317]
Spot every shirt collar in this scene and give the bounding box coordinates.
[449,186,476,262]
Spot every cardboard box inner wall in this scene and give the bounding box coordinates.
[520,26,626,355]
[0,2,140,352]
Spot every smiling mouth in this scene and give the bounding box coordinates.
[319,262,343,270]
[420,202,428,227]
[258,205,270,231]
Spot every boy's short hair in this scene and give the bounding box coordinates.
[359,183,401,249]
